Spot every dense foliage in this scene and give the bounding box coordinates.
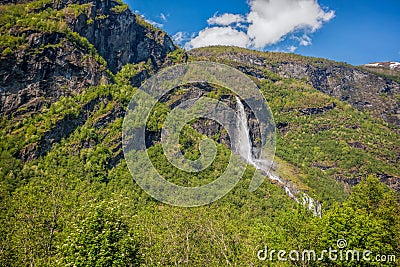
[0,0,399,266]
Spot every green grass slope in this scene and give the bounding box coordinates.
[0,1,399,266]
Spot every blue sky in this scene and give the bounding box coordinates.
[126,0,400,66]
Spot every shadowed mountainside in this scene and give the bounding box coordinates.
[189,46,400,127]
[0,1,399,265]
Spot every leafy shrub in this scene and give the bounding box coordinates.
[59,201,141,267]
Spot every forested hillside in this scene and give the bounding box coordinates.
[0,0,399,266]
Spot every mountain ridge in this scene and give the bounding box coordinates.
[0,0,399,266]
[364,61,400,71]
[189,46,400,127]
[1,0,176,116]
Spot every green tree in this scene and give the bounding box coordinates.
[315,175,400,266]
[59,201,141,267]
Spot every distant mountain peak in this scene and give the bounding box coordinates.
[364,61,400,71]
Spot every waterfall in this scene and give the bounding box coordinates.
[302,194,322,218]
[234,96,296,200]
[234,96,321,217]
[235,96,256,165]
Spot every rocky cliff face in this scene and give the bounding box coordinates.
[0,0,176,116]
[189,47,400,127]
[278,63,399,126]
[1,1,399,199]
[0,32,110,116]
[69,0,176,73]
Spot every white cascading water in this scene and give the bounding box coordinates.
[234,97,321,217]
[235,96,257,166]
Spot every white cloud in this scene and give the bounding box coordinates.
[172,32,185,43]
[299,36,312,46]
[287,45,297,53]
[207,13,246,26]
[186,0,334,50]
[145,18,163,28]
[294,34,312,46]
[172,31,192,45]
[160,13,168,22]
[272,45,298,53]
[136,14,164,28]
[247,0,334,48]
[186,27,251,49]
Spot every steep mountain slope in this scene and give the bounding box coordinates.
[189,47,400,127]
[0,0,175,116]
[364,61,400,71]
[188,47,400,193]
[362,61,400,84]
[0,0,399,266]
